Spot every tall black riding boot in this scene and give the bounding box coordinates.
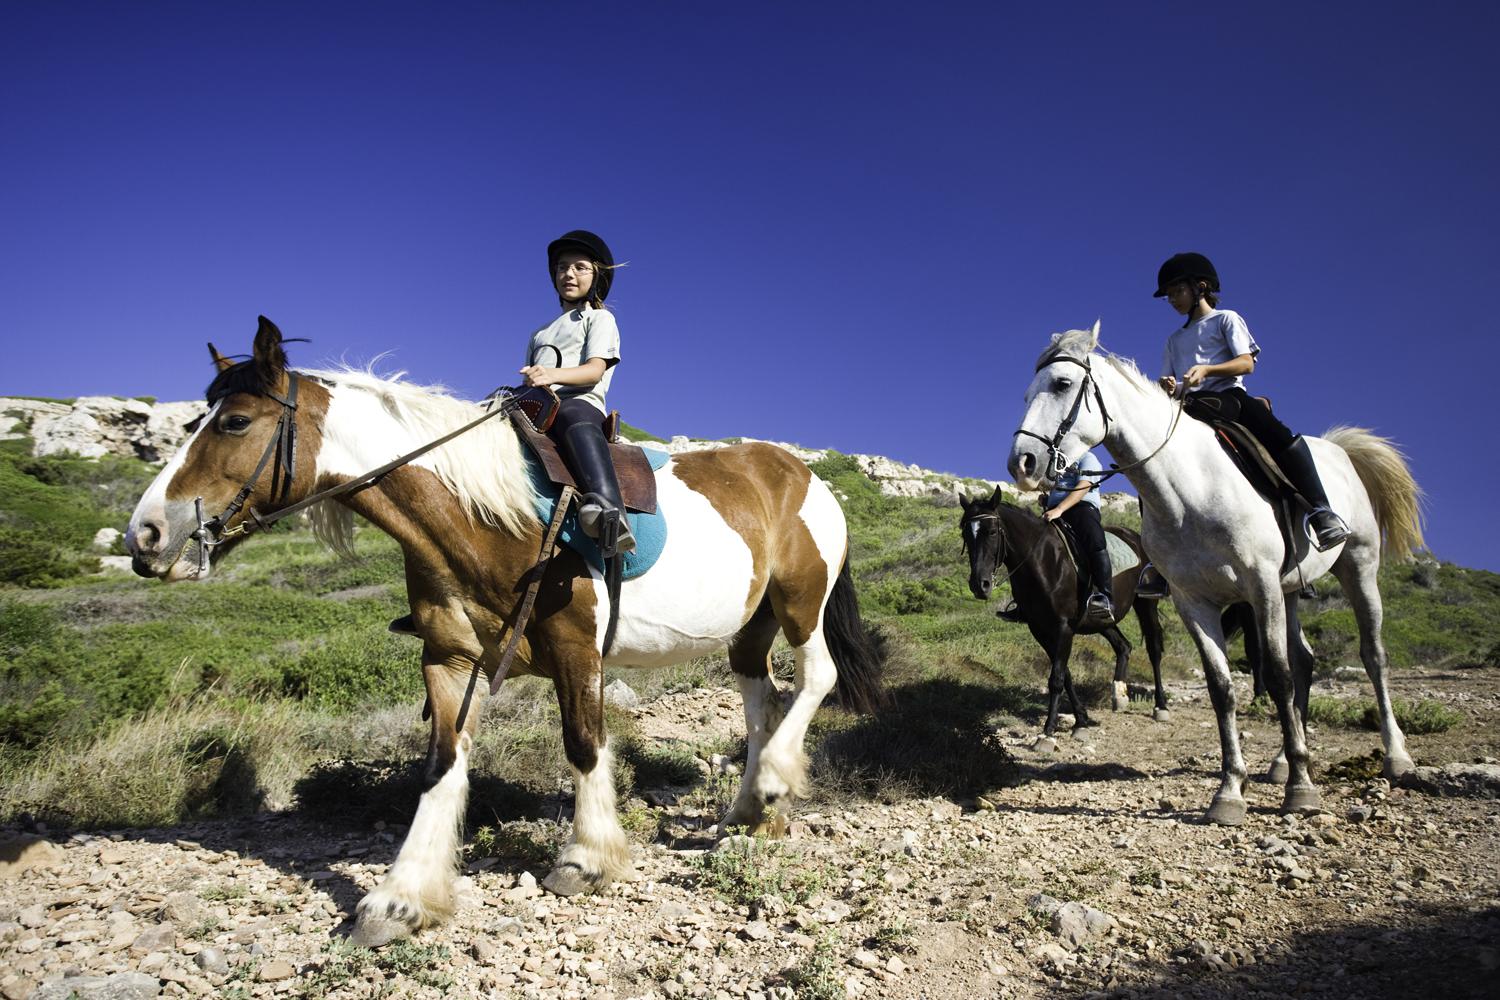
[562,422,636,558]
[1083,547,1116,626]
[1277,436,1350,552]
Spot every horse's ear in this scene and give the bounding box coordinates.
[252,315,288,385]
[207,342,235,373]
[990,484,1006,507]
[1088,319,1101,350]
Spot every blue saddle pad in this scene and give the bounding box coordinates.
[527,447,669,580]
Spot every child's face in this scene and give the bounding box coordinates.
[1163,281,1197,316]
[554,251,596,303]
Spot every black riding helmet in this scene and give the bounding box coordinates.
[1153,252,1220,298]
[547,230,614,302]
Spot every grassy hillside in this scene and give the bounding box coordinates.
[2,438,1493,829]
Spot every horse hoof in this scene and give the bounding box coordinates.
[1383,753,1416,781]
[1205,796,1247,826]
[350,913,412,949]
[1282,784,1322,814]
[1152,709,1171,723]
[1072,717,1100,732]
[1033,737,1058,753]
[542,863,601,897]
[1264,760,1290,785]
[751,813,790,839]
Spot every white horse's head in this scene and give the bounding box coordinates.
[1008,321,1106,490]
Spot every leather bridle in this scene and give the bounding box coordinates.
[1012,351,1111,484]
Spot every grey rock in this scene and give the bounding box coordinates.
[157,893,207,927]
[130,923,175,954]
[1050,902,1117,951]
[193,948,229,976]
[31,972,161,1000]
[603,679,641,709]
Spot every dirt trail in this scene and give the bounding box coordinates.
[2,666,1497,1000]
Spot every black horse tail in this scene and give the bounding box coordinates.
[823,558,886,714]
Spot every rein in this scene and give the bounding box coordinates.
[1012,352,1186,488]
[190,374,519,559]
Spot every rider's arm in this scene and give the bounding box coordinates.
[1044,480,1097,519]
[1183,352,1255,388]
[519,356,609,388]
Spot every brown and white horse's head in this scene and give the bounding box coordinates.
[126,317,325,581]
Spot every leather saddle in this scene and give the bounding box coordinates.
[1186,395,1301,575]
[507,387,659,514]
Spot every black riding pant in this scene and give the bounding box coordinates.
[1060,503,1111,594]
[545,396,606,444]
[1185,387,1295,455]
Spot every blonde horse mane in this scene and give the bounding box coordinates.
[302,366,539,542]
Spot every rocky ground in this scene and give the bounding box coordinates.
[2,665,1497,1000]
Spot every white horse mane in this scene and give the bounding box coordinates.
[301,366,539,549]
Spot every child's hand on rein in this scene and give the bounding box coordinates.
[519,365,556,387]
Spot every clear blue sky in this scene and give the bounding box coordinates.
[4,3,1496,569]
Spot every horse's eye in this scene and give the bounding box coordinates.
[219,413,253,434]
[1052,377,1073,392]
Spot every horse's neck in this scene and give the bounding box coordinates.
[1092,362,1224,516]
[314,382,445,476]
[999,506,1055,570]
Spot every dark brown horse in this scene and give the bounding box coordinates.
[959,488,1168,743]
[126,318,885,947]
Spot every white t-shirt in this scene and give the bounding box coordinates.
[525,305,621,413]
[1161,309,1260,393]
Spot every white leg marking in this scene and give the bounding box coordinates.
[754,636,837,804]
[559,741,633,881]
[360,735,470,930]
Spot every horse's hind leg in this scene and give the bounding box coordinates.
[1331,548,1414,779]
[1136,599,1170,719]
[1176,598,1249,825]
[720,598,788,836]
[545,644,633,895]
[353,654,480,947]
[1103,625,1133,712]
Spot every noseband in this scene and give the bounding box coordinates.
[190,373,302,573]
[1012,352,1111,483]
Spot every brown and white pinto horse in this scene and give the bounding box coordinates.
[126,318,884,946]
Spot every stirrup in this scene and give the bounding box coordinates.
[1136,564,1169,599]
[995,601,1026,623]
[579,495,636,558]
[1083,592,1115,625]
[1303,508,1350,552]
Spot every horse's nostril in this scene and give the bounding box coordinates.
[137,520,163,553]
[1020,454,1035,477]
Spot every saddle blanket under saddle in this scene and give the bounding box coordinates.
[526,448,670,580]
[1054,524,1141,580]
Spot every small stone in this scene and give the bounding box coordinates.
[742,921,772,941]
[258,960,296,982]
[884,956,907,975]
[158,893,207,926]
[30,972,160,1000]
[18,905,47,929]
[604,679,641,708]
[851,950,881,970]
[194,947,229,976]
[130,923,175,954]
[1347,804,1373,823]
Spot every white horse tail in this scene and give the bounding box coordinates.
[1323,425,1426,563]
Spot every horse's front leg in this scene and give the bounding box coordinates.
[353,653,481,947]
[1040,626,1075,739]
[544,642,633,896]
[1254,590,1320,814]
[1175,597,1249,825]
[720,603,788,837]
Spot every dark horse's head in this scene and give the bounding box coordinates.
[959,486,1010,600]
[126,317,326,581]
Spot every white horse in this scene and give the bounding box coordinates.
[1008,323,1424,824]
